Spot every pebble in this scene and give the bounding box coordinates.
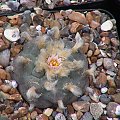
[101,20,113,31]
[90,20,100,29]
[72,101,90,112]
[115,105,120,116]
[36,114,48,120]
[5,106,14,114]
[4,27,20,42]
[87,50,93,57]
[100,94,111,104]
[70,22,83,33]
[107,102,119,118]
[96,58,103,66]
[101,87,108,93]
[76,111,83,119]
[81,43,89,54]
[0,49,10,67]
[67,105,74,114]
[0,104,6,111]
[90,103,103,119]
[0,84,11,93]
[43,108,53,117]
[80,112,93,120]
[107,87,116,95]
[55,113,66,120]
[31,111,38,119]
[0,68,8,80]
[112,93,120,104]
[68,11,87,25]
[98,72,107,86]
[8,94,22,101]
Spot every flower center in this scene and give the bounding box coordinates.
[49,59,60,66]
[47,55,61,69]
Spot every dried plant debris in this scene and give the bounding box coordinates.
[0,9,120,119]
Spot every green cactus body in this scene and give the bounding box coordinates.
[12,28,89,108]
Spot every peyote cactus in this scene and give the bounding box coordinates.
[12,27,89,109]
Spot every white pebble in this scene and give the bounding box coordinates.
[101,87,108,94]
[36,25,42,31]
[11,80,18,88]
[4,27,20,42]
[115,105,120,116]
[101,20,113,31]
[43,108,53,117]
[45,0,51,4]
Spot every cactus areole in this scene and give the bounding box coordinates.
[12,27,89,109]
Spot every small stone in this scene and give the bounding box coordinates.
[101,20,113,31]
[36,114,48,120]
[0,104,6,111]
[112,93,120,104]
[76,111,83,119]
[101,87,108,93]
[55,113,66,120]
[18,107,28,116]
[0,69,8,80]
[10,45,23,57]
[91,56,97,63]
[70,22,83,33]
[94,49,100,56]
[115,105,120,116]
[5,106,14,114]
[96,58,103,66]
[80,112,93,120]
[8,94,22,101]
[68,11,87,25]
[111,38,120,46]
[4,27,20,42]
[101,37,110,44]
[87,50,93,57]
[100,94,111,104]
[98,72,107,86]
[90,103,103,119]
[103,58,114,70]
[108,87,116,95]
[0,84,11,93]
[43,108,53,117]
[86,12,93,24]
[54,12,63,19]
[90,20,100,29]
[108,79,116,88]
[0,49,10,67]
[31,111,38,119]
[72,101,90,112]
[67,105,74,114]
[107,102,119,118]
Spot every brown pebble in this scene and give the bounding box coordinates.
[107,87,116,95]
[112,93,120,104]
[10,45,23,57]
[67,105,74,114]
[54,12,63,19]
[86,12,93,24]
[89,42,96,51]
[0,69,7,80]
[5,106,14,114]
[108,79,116,88]
[70,22,83,33]
[98,72,107,86]
[9,94,22,101]
[31,111,38,119]
[76,111,83,119]
[0,84,11,93]
[90,20,100,29]
[100,32,109,37]
[101,37,110,44]
[0,21,4,27]
[9,88,19,94]
[68,11,87,25]
[18,107,28,117]
[87,50,93,57]
[37,114,48,120]
[72,101,90,112]
[0,104,6,111]
[94,49,100,56]
[91,56,97,63]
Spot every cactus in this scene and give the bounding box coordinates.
[12,27,89,109]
